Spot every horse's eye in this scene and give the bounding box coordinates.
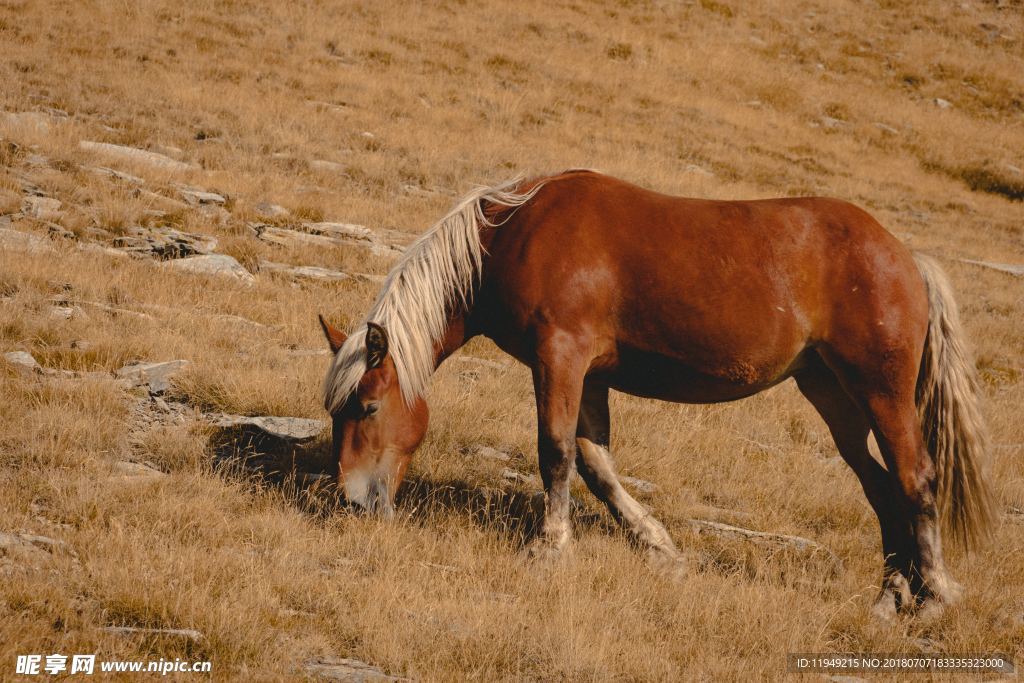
[363,402,380,418]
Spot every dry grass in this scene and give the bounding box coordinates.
[1,0,1022,680]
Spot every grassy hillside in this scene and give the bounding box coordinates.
[1,0,1022,679]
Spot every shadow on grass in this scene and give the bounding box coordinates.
[208,432,611,549]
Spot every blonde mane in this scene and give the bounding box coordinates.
[323,177,544,412]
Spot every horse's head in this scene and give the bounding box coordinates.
[319,315,429,517]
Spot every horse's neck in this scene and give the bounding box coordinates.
[431,309,471,370]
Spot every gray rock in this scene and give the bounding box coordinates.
[303,657,407,682]
[256,225,401,257]
[0,531,65,555]
[260,261,353,282]
[959,259,1024,277]
[103,626,202,641]
[310,159,346,173]
[116,360,189,395]
[472,445,512,462]
[933,98,952,109]
[179,188,226,206]
[165,255,255,284]
[211,414,325,442]
[112,226,217,259]
[111,461,167,480]
[3,111,53,132]
[3,351,41,373]
[254,202,289,218]
[684,163,715,177]
[688,518,842,572]
[22,196,61,219]
[79,141,195,171]
[87,166,145,184]
[501,468,538,486]
[820,116,848,129]
[305,222,373,240]
[49,305,85,321]
[873,122,899,135]
[0,228,52,253]
[620,475,658,494]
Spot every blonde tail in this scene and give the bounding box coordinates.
[913,253,996,549]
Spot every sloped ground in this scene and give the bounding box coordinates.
[1,0,1022,679]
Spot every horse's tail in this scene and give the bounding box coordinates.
[913,253,996,549]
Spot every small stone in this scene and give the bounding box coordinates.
[303,656,407,682]
[683,163,715,177]
[873,122,899,135]
[116,359,189,395]
[87,166,145,184]
[933,98,952,109]
[820,115,847,129]
[501,468,538,486]
[165,255,255,284]
[179,188,226,206]
[3,351,41,373]
[254,202,289,218]
[472,445,512,462]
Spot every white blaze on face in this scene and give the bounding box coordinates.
[341,449,402,518]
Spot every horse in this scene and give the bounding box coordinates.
[318,169,994,618]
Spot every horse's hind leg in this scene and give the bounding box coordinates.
[863,386,962,615]
[575,381,683,566]
[795,362,914,619]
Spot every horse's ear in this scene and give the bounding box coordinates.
[318,314,347,354]
[365,322,389,369]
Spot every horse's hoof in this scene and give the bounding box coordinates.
[871,591,899,623]
[524,538,569,562]
[646,546,688,581]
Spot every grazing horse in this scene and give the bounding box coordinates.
[319,170,993,618]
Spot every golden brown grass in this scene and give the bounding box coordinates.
[1,0,1022,680]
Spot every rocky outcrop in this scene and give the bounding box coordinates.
[164,255,255,284]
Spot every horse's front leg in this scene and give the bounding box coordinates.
[525,333,588,559]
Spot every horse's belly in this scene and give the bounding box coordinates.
[598,344,808,404]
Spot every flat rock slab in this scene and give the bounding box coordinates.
[165,254,255,284]
[116,360,189,395]
[260,260,353,282]
[80,141,195,172]
[4,350,42,373]
[959,259,1024,277]
[112,461,167,480]
[256,225,402,257]
[179,188,226,206]
[211,414,325,441]
[304,657,408,682]
[113,227,218,259]
[23,196,62,219]
[0,531,65,556]
[103,626,202,641]
[688,518,842,572]
[0,228,53,253]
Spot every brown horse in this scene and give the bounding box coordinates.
[319,170,994,618]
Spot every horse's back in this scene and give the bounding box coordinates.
[479,172,927,400]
